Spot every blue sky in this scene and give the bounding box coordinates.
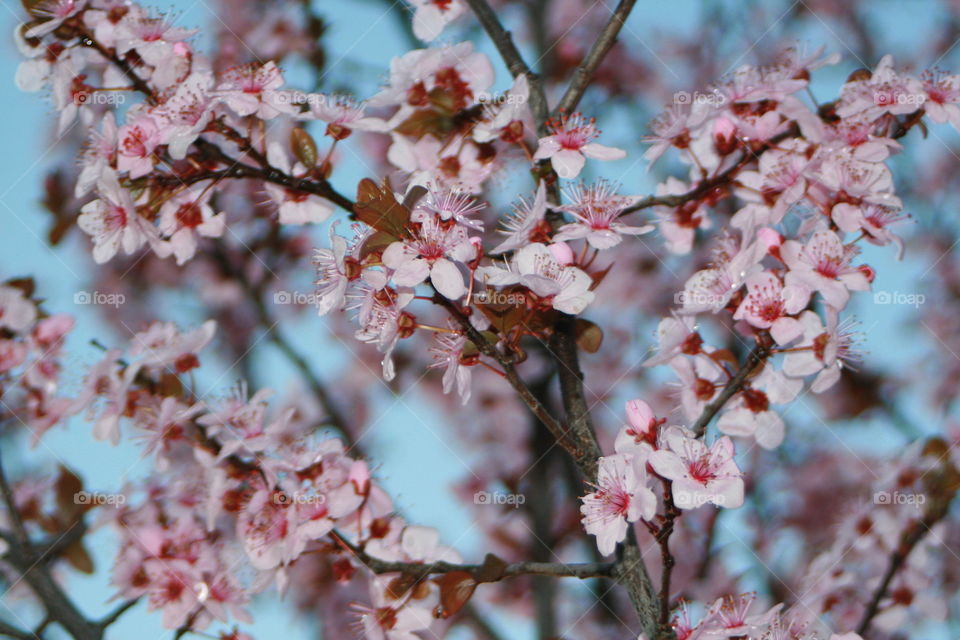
[1,1,958,638]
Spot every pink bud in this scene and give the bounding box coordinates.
[625,399,654,432]
[548,242,575,265]
[757,227,783,252]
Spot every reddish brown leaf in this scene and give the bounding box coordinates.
[432,571,477,618]
[575,319,604,354]
[354,178,411,239]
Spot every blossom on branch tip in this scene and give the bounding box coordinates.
[533,112,626,179]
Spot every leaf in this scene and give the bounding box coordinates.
[63,541,95,574]
[394,109,454,140]
[575,319,604,354]
[432,571,477,618]
[475,553,508,583]
[54,465,84,520]
[290,128,318,168]
[359,230,398,260]
[354,179,411,239]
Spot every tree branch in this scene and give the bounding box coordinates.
[690,341,771,439]
[554,0,638,116]
[461,0,549,127]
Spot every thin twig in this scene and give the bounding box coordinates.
[690,342,771,439]
[461,0,549,127]
[553,0,638,116]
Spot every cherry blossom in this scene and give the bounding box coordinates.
[649,432,744,510]
[476,242,595,314]
[533,112,626,179]
[580,453,656,555]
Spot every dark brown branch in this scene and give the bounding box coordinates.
[548,316,663,638]
[434,298,580,460]
[856,496,953,635]
[461,0,549,127]
[553,0,638,116]
[656,482,680,627]
[210,248,356,449]
[0,619,36,640]
[691,342,771,439]
[549,315,603,478]
[96,599,140,630]
[343,538,614,581]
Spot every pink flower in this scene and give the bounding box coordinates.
[24,0,86,38]
[158,184,226,265]
[491,180,549,254]
[782,230,870,309]
[473,74,535,144]
[301,94,386,138]
[554,180,654,249]
[428,327,474,405]
[264,142,334,225]
[831,202,906,256]
[649,431,744,510]
[733,271,809,345]
[655,177,712,255]
[129,320,216,373]
[215,62,293,120]
[580,453,656,555]
[717,365,801,449]
[614,399,661,455]
[117,113,162,179]
[412,186,485,231]
[782,309,861,393]
[153,71,217,160]
[643,314,702,367]
[76,112,118,197]
[476,243,595,315]
[382,217,474,300]
[921,69,960,129]
[533,112,626,179]
[408,0,465,42]
[700,595,781,639]
[78,170,160,263]
[0,285,37,333]
[236,487,298,570]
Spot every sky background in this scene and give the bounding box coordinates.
[1,1,958,639]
